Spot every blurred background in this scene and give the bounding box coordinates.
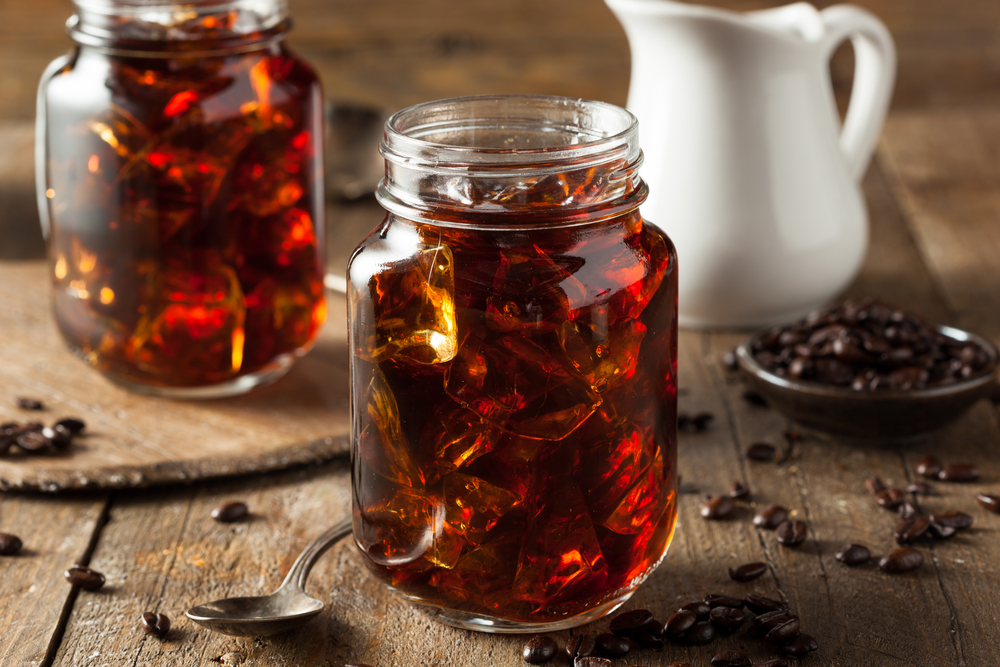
[3,0,998,264]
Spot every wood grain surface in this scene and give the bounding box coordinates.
[0,262,351,491]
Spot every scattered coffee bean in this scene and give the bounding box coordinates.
[16,430,50,453]
[730,481,751,500]
[664,610,697,638]
[754,504,789,529]
[692,412,714,430]
[752,610,798,637]
[894,517,931,544]
[742,389,768,407]
[897,502,917,520]
[680,600,711,620]
[779,633,818,658]
[906,482,935,496]
[864,475,886,495]
[723,349,738,370]
[928,522,957,540]
[711,650,752,667]
[704,593,745,609]
[610,609,660,639]
[43,426,72,451]
[54,417,86,435]
[701,495,735,520]
[523,635,558,664]
[15,397,44,410]
[744,593,786,614]
[594,633,630,658]
[746,442,776,461]
[874,488,905,510]
[574,658,611,667]
[938,464,981,482]
[565,635,597,659]
[730,562,767,582]
[775,520,808,547]
[211,501,249,523]
[915,456,943,479]
[140,611,170,638]
[976,493,1000,513]
[683,620,716,645]
[0,532,23,555]
[835,543,871,566]
[879,547,924,573]
[708,606,745,633]
[764,615,801,646]
[758,660,791,667]
[65,565,105,590]
[929,510,973,530]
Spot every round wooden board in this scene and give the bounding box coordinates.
[0,262,351,492]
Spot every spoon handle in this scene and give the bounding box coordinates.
[280,517,353,593]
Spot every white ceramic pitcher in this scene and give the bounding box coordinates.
[604,0,896,328]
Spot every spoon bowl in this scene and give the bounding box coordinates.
[186,518,352,637]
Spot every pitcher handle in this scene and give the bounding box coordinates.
[820,5,896,182]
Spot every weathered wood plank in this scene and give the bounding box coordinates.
[0,491,109,667]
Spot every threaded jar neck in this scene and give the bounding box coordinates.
[377,95,647,229]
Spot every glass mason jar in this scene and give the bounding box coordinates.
[348,95,678,632]
[36,0,326,397]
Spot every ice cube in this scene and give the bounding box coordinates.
[602,450,670,535]
[353,243,457,366]
[358,486,460,568]
[443,473,519,546]
[356,366,426,489]
[558,318,647,393]
[422,404,502,482]
[431,532,522,607]
[445,331,601,440]
[126,258,246,383]
[485,247,587,335]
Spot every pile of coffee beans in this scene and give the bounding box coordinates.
[747,298,993,390]
[520,588,818,665]
[0,415,85,457]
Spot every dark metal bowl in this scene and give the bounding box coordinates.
[736,325,999,443]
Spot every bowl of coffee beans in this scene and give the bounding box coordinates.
[736,298,998,441]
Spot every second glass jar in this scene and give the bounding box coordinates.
[349,95,678,631]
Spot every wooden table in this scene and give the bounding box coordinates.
[2,1,1000,665]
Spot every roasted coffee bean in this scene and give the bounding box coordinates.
[723,349,738,370]
[65,566,105,590]
[906,482,935,496]
[632,625,665,650]
[692,412,714,430]
[522,636,558,664]
[729,562,767,582]
[879,547,924,573]
[704,593,745,609]
[678,413,693,431]
[43,426,72,451]
[140,611,170,638]
[701,495,735,520]
[680,600,711,620]
[744,593,786,614]
[15,397,44,410]
[897,502,918,520]
[758,660,791,667]
[565,635,597,659]
[938,464,981,482]
[779,633,818,658]
[742,390,768,407]
[16,430,50,453]
[754,504,789,529]
[711,651,752,667]
[683,621,716,646]
[594,633,630,658]
[864,475,886,495]
[764,614,801,645]
[977,493,1000,513]
[610,609,660,639]
[775,520,807,547]
[664,610,698,637]
[0,532,23,555]
[929,522,957,540]
[929,510,973,530]
[708,606,745,633]
[730,481,751,500]
[54,417,86,435]
[874,488,905,510]
[915,455,943,478]
[211,501,249,523]
[746,442,776,461]
[895,517,931,544]
[835,543,871,566]
[574,658,612,667]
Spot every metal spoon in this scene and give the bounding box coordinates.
[186,517,352,637]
